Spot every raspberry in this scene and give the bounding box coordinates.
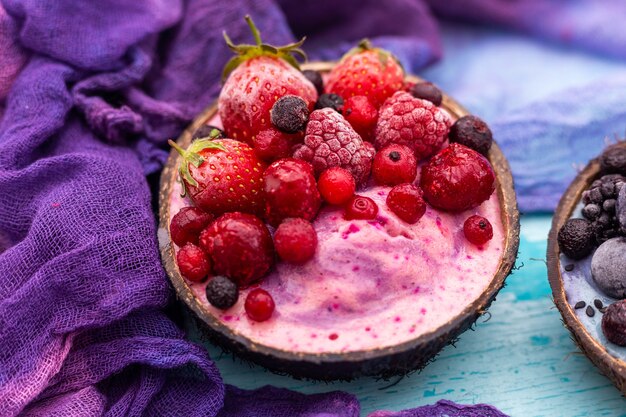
[345,195,378,220]
[302,70,324,95]
[317,167,356,205]
[293,108,374,184]
[463,215,494,246]
[372,144,417,186]
[270,95,309,133]
[274,218,317,264]
[420,143,495,212]
[263,158,321,226]
[253,128,299,162]
[409,82,442,107]
[206,275,238,310]
[170,207,213,247]
[199,212,274,287]
[602,300,626,346]
[449,115,493,156]
[558,218,595,260]
[245,288,275,322]
[375,91,451,160]
[343,96,378,141]
[315,93,344,113]
[386,184,426,224]
[177,243,211,282]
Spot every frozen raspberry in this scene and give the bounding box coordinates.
[199,212,274,287]
[274,218,318,264]
[420,143,495,212]
[271,95,309,133]
[375,91,451,160]
[315,93,344,113]
[345,195,378,220]
[463,215,494,246]
[372,144,417,186]
[602,300,626,346]
[170,207,213,247]
[343,96,378,141]
[449,115,493,156]
[245,288,275,322]
[318,167,356,205]
[206,275,238,310]
[263,158,321,226]
[409,82,442,106]
[302,70,324,95]
[177,243,211,282]
[386,184,427,224]
[293,108,374,184]
[253,128,299,162]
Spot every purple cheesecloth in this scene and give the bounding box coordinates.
[3,0,626,416]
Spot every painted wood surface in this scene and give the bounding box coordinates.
[193,215,626,416]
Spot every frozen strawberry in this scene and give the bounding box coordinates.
[325,40,404,108]
[343,95,378,141]
[169,138,266,216]
[375,91,451,160]
[218,16,317,145]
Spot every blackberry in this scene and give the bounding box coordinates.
[602,300,626,346]
[270,95,309,133]
[582,174,626,244]
[409,82,442,106]
[302,70,324,95]
[557,218,595,260]
[205,276,238,310]
[192,125,225,140]
[315,93,344,113]
[599,143,626,175]
[448,115,493,156]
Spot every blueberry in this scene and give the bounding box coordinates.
[602,300,626,346]
[409,82,443,106]
[591,237,626,299]
[205,276,239,310]
[448,115,493,156]
[270,95,309,133]
[582,203,601,220]
[603,198,617,213]
[302,70,324,95]
[315,93,344,113]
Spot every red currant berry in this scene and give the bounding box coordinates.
[253,128,300,162]
[463,215,493,246]
[343,95,378,140]
[177,243,211,282]
[170,207,213,247]
[317,167,356,205]
[274,218,318,264]
[345,195,378,220]
[372,144,417,186]
[386,184,427,224]
[245,288,275,322]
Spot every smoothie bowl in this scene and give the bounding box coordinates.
[158,17,519,380]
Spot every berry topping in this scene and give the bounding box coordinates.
[252,128,299,163]
[345,195,378,220]
[302,69,324,95]
[591,237,626,298]
[420,143,495,212]
[386,183,427,224]
[372,144,417,186]
[170,138,266,216]
[315,93,344,113]
[602,300,626,346]
[199,212,274,287]
[293,108,374,184]
[375,91,452,160]
[449,115,493,156]
[170,207,213,247]
[270,95,309,133]
[245,288,275,322]
[463,215,494,246]
[582,174,625,244]
[325,39,404,108]
[618,183,626,233]
[274,218,318,264]
[206,275,239,310]
[600,143,626,175]
[262,158,321,226]
[218,16,316,144]
[192,125,225,140]
[343,95,378,140]
[558,218,595,260]
[409,82,442,106]
[176,243,211,282]
[317,167,356,205]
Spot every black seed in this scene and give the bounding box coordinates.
[586,305,595,317]
[600,307,608,314]
[574,301,586,309]
[389,151,401,162]
[270,95,309,133]
[302,70,324,95]
[315,93,344,113]
[409,82,443,106]
[205,276,239,310]
[564,264,575,272]
[193,124,225,140]
[594,299,604,309]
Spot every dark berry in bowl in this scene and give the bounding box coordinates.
[206,275,239,310]
[409,81,442,106]
[302,69,324,95]
[557,218,595,260]
[448,115,493,156]
[591,237,626,299]
[315,93,344,113]
[600,143,626,175]
[464,215,494,246]
[270,95,309,133]
[602,300,626,346]
[582,174,626,244]
[617,184,626,233]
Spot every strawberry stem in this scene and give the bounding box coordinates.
[245,15,262,46]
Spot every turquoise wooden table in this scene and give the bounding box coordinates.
[190,215,626,416]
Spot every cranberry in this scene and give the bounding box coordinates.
[463,215,494,245]
[386,184,427,224]
[343,95,378,140]
[420,143,495,212]
[372,144,417,186]
[317,167,356,205]
[274,218,318,264]
[176,243,211,282]
[253,128,299,162]
[245,288,275,322]
[199,212,274,287]
[345,195,378,220]
[170,207,213,247]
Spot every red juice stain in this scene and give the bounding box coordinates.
[466,255,473,260]
[311,333,317,338]
[332,303,340,309]
[329,333,339,340]
[394,316,401,322]
[222,315,233,322]
[409,325,416,333]
[365,327,371,332]
[342,223,360,239]
[352,265,360,272]
[420,308,427,315]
